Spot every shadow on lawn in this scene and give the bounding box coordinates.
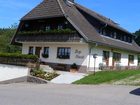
[130,88,140,96]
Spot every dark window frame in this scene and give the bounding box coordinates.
[129,55,134,63]
[42,47,49,58]
[45,26,51,31]
[57,47,71,59]
[28,46,34,55]
[113,52,121,62]
[103,51,110,61]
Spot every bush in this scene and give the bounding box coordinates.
[0,53,38,66]
[30,68,47,79]
[0,53,38,60]
[30,68,59,81]
[45,71,59,81]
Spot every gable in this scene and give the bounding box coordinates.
[22,0,64,20]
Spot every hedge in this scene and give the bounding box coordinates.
[0,53,38,60]
[0,53,39,67]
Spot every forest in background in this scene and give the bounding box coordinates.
[0,24,21,53]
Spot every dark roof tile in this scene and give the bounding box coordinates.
[12,0,140,52]
[21,0,64,20]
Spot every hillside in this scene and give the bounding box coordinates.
[0,28,21,53]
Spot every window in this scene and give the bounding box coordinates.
[113,32,117,39]
[42,47,49,58]
[103,51,110,61]
[57,47,71,59]
[45,26,50,31]
[25,23,29,28]
[113,52,121,62]
[28,47,34,55]
[127,36,132,43]
[58,25,63,30]
[129,55,134,63]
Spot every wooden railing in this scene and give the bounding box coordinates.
[16,33,82,42]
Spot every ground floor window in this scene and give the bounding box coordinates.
[128,55,134,64]
[28,47,34,55]
[103,51,110,61]
[113,52,121,62]
[57,47,71,59]
[42,47,49,58]
[103,51,110,66]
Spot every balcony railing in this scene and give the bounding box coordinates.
[16,29,82,42]
[18,29,76,35]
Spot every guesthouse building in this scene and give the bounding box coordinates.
[12,0,140,72]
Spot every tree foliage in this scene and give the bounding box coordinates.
[0,28,21,53]
[135,29,140,46]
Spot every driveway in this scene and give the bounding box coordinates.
[0,83,139,105]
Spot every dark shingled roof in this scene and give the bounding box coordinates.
[75,4,132,35]
[21,0,64,20]
[12,0,140,53]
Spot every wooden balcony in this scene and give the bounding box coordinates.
[15,30,82,42]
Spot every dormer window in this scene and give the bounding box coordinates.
[46,26,50,31]
[58,25,63,30]
[114,32,117,39]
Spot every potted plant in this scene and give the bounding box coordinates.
[70,63,78,73]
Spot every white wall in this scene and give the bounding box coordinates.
[0,64,29,82]
[22,42,138,71]
[89,46,138,71]
[22,42,89,66]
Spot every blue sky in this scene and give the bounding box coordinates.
[0,0,140,32]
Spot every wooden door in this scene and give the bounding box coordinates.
[35,47,42,57]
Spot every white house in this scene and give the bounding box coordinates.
[12,0,140,72]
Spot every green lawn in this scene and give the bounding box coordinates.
[74,70,140,85]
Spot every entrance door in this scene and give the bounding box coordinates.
[35,47,42,57]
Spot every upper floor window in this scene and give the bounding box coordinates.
[113,52,121,62]
[28,47,34,55]
[42,47,49,58]
[45,26,50,31]
[57,47,71,59]
[101,29,133,43]
[25,23,29,28]
[128,55,134,63]
[58,25,63,30]
[113,32,117,39]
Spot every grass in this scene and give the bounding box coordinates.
[113,74,140,86]
[74,70,140,85]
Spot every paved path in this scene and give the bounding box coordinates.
[51,72,86,84]
[0,83,139,105]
